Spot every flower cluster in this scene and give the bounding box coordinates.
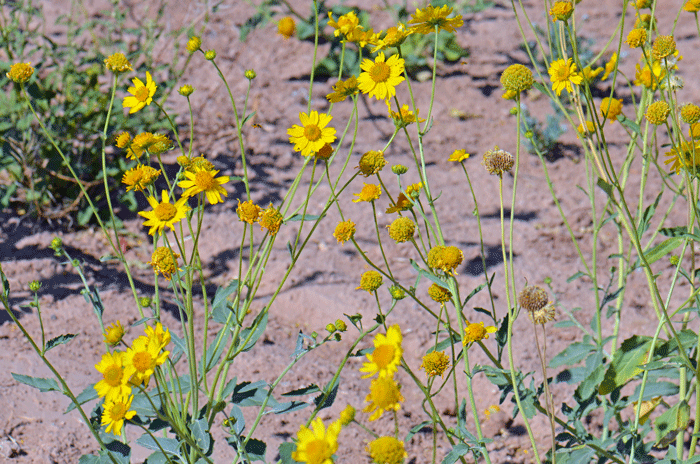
[361,325,405,421]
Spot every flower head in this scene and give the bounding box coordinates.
[600,97,623,124]
[123,335,169,386]
[577,121,597,136]
[408,5,463,34]
[291,417,341,464]
[685,0,700,12]
[180,155,215,172]
[237,199,261,224]
[104,321,125,346]
[428,283,452,303]
[104,53,132,73]
[363,376,404,421]
[426,245,463,275]
[333,220,356,244]
[186,36,202,54]
[646,100,670,125]
[601,53,618,80]
[387,217,415,243]
[372,24,412,52]
[357,270,383,294]
[549,1,574,22]
[500,64,533,93]
[634,13,656,30]
[367,436,406,464]
[144,323,171,352]
[278,16,296,39]
[665,140,700,175]
[482,147,514,177]
[518,285,549,312]
[288,111,337,157]
[353,183,382,203]
[386,193,412,214]
[360,325,403,378]
[681,104,700,125]
[635,60,665,90]
[327,11,360,39]
[548,58,583,96]
[448,149,470,162]
[94,351,131,401]
[652,35,677,60]
[259,204,283,235]
[148,247,181,280]
[420,351,450,377]
[339,405,356,426]
[6,62,34,84]
[626,28,647,48]
[179,84,195,97]
[138,190,189,236]
[358,150,387,176]
[178,166,229,205]
[101,394,136,436]
[530,303,557,324]
[358,53,405,101]
[122,165,160,192]
[462,321,497,345]
[327,75,359,103]
[123,72,157,114]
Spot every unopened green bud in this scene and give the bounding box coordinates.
[326,323,336,333]
[334,319,347,332]
[670,255,680,265]
[49,237,63,254]
[311,331,318,338]
[389,285,406,300]
[205,50,217,60]
[392,165,408,175]
[509,107,519,116]
[334,333,342,341]
[140,297,152,307]
[245,69,257,80]
[178,85,194,97]
[28,280,42,293]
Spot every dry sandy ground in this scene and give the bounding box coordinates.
[1,0,699,462]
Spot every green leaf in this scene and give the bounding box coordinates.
[567,271,587,283]
[282,384,320,397]
[442,444,472,464]
[270,401,308,414]
[237,311,268,353]
[231,381,275,408]
[66,383,98,413]
[211,279,240,324]
[135,434,182,457]
[596,178,616,203]
[278,442,295,464]
[45,333,77,352]
[241,438,267,462]
[654,401,690,448]
[191,418,211,453]
[405,421,432,442]
[314,379,338,410]
[550,342,595,368]
[643,237,681,265]
[619,116,640,134]
[285,213,323,222]
[12,373,62,393]
[598,335,651,395]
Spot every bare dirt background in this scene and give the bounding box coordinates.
[2,0,699,462]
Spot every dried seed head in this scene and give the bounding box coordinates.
[529,302,556,324]
[482,147,514,177]
[518,285,549,312]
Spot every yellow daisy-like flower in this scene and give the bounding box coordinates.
[367,436,407,464]
[363,376,404,421]
[360,325,403,378]
[347,27,379,48]
[358,150,387,177]
[123,71,157,114]
[122,165,160,192]
[148,247,181,280]
[420,351,450,377]
[327,11,360,39]
[327,75,359,103]
[259,204,284,235]
[685,0,700,12]
[426,245,463,275]
[548,58,583,96]
[138,190,189,236]
[7,62,34,84]
[333,220,356,244]
[288,111,337,157]
[408,5,463,34]
[405,182,422,199]
[634,60,665,90]
[357,270,383,294]
[115,131,131,149]
[178,166,229,205]
[104,53,133,73]
[186,36,202,54]
[549,1,573,22]
[371,24,412,53]
[626,28,647,48]
[582,66,604,82]
[237,199,261,224]
[123,335,169,386]
[94,351,131,401]
[101,394,136,436]
[600,97,623,124]
[462,321,497,346]
[358,52,405,101]
[601,53,618,80]
[291,416,341,464]
[389,104,424,129]
[665,140,700,175]
[339,405,356,426]
[104,321,125,346]
[144,322,171,352]
[385,193,412,214]
[448,149,470,162]
[278,16,296,40]
[577,121,597,136]
[353,183,382,203]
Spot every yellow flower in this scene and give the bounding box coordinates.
[315,143,334,161]
[428,283,452,303]
[482,146,514,177]
[138,190,189,236]
[6,62,34,83]
[291,416,341,464]
[685,0,700,12]
[448,149,470,162]
[179,84,195,97]
[548,58,583,96]
[462,321,497,345]
[144,322,171,352]
[357,270,383,294]
[372,24,412,52]
[178,166,229,205]
[385,193,412,214]
[599,97,623,124]
[333,220,356,244]
[339,405,356,426]
[101,394,136,436]
[347,27,379,48]
[123,335,169,386]
[123,71,157,114]
[94,351,131,401]
[115,131,131,149]
[327,11,360,39]
[389,104,424,128]
[367,436,406,464]
[259,204,283,235]
[582,66,604,82]
[577,121,597,136]
[408,5,463,34]
[148,247,181,280]
[634,60,665,90]
[646,100,670,125]
[652,35,677,61]
[358,150,387,176]
[288,111,337,157]
[360,325,403,378]
[186,36,202,54]
[104,53,132,73]
[426,245,463,275]
[500,64,533,93]
[626,28,647,48]
[104,321,125,346]
[601,52,618,80]
[327,75,359,103]
[237,199,261,224]
[405,182,422,199]
[358,52,405,100]
[387,216,415,243]
[665,140,700,175]
[278,16,296,39]
[363,376,404,421]
[549,1,573,22]
[420,351,450,377]
[122,165,160,192]
[353,183,381,202]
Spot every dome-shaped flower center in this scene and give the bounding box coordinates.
[154,202,177,221]
[370,62,391,83]
[104,365,123,386]
[135,86,150,102]
[373,344,395,369]
[303,124,322,142]
[132,351,153,372]
[372,380,398,407]
[109,402,127,420]
[305,439,332,463]
[554,65,570,81]
[194,171,216,190]
[466,324,486,342]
